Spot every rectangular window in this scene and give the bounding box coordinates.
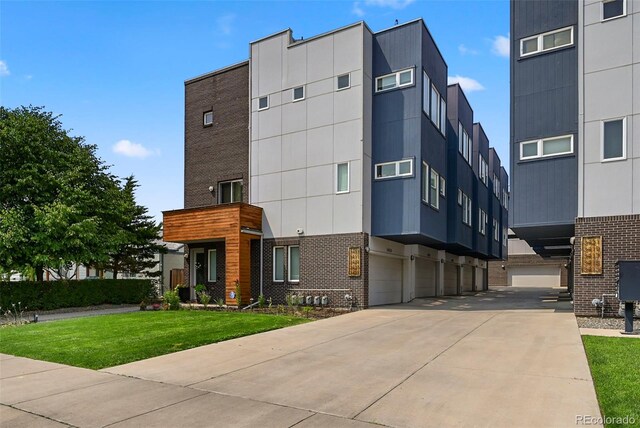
[439,176,446,197]
[520,26,573,57]
[494,219,499,241]
[462,130,469,162]
[430,85,440,127]
[258,96,269,110]
[208,249,217,282]
[440,98,447,135]
[430,169,439,209]
[503,228,508,246]
[602,118,625,161]
[337,73,350,90]
[288,246,300,282]
[519,135,574,160]
[479,209,486,235]
[219,180,243,204]
[375,68,414,93]
[293,86,305,101]
[336,162,349,193]
[423,71,430,117]
[375,159,413,179]
[467,137,472,164]
[458,122,464,154]
[421,162,429,203]
[273,247,284,282]
[602,0,625,20]
[203,111,213,126]
[462,194,472,226]
[457,189,463,206]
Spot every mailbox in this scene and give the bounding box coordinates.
[616,260,640,301]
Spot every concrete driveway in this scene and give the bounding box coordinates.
[0,287,601,427]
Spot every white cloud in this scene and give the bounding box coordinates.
[364,0,415,9]
[448,75,485,93]
[352,2,365,17]
[491,34,510,58]
[458,44,479,56]
[0,60,9,77]
[112,140,154,159]
[216,13,236,36]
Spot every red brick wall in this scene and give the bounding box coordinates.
[574,214,640,317]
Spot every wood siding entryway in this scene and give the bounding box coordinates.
[163,203,262,305]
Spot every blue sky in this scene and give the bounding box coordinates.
[1,0,510,222]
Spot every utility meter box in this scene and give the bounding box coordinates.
[616,260,640,301]
[321,296,329,306]
[313,296,320,306]
[306,296,313,305]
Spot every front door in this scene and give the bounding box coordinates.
[190,248,205,300]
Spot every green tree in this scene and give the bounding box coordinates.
[99,176,166,279]
[0,106,117,280]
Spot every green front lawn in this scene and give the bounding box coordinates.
[0,311,308,369]
[582,336,640,428]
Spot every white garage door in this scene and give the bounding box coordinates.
[508,266,561,287]
[443,263,458,295]
[415,258,437,298]
[369,255,403,306]
[462,267,474,292]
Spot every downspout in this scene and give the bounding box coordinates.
[240,227,263,310]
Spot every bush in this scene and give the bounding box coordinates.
[0,279,154,311]
[163,290,181,310]
[198,291,211,308]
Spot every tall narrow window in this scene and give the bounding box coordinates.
[458,122,464,154]
[273,247,285,282]
[288,246,300,282]
[336,163,349,193]
[430,169,439,209]
[463,130,469,161]
[421,162,429,203]
[431,85,440,127]
[423,71,430,117]
[602,118,625,161]
[440,98,447,135]
[208,250,217,282]
[439,176,446,197]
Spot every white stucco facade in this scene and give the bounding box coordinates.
[249,23,372,239]
[578,0,640,217]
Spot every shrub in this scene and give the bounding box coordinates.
[198,291,211,309]
[163,290,181,310]
[215,297,224,308]
[258,294,266,309]
[0,280,154,311]
[194,284,206,295]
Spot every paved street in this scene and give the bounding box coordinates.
[0,287,601,427]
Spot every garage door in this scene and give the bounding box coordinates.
[415,258,437,298]
[462,267,474,292]
[443,263,458,295]
[508,266,561,287]
[369,255,403,306]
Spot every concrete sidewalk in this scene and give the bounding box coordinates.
[0,287,602,427]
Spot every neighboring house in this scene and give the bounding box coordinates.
[510,0,639,316]
[8,238,185,293]
[163,19,509,308]
[489,230,568,287]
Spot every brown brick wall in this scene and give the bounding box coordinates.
[488,255,568,287]
[574,214,640,317]
[251,233,369,309]
[184,62,249,209]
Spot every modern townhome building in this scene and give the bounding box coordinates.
[163,19,508,308]
[510,0,639,316]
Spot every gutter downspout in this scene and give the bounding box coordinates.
[240,227,263,310]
